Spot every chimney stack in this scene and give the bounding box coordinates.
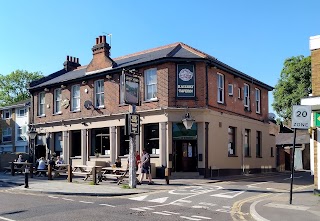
[86,35,116,73]
[310,35,320,96]
[63,55,81,72]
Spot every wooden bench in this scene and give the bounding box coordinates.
[101,171,140,185]
[35,169,48,177]
[72,171,91,181]
[3,166,11,174]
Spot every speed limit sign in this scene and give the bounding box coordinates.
[291,105,311,129]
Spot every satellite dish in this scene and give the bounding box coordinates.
[61,99,70,109]
[84,100,93,109]
[268,113,276,120]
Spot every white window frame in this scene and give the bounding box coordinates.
[95,80,104,108]
[54,88,62,114]
[17,108,27,117]
[38,92,45,116]
[244,84,250,108]
[217,73,224,103]
[2,127,12,143]
[17,126,27,141]
[2,109,12,119]
[238,88,241,99]
[71,85,80,111]
[255,88,261,113]
[144,68,157,101]
[228,84,233,96]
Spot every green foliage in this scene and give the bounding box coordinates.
[0,70,43,107]
[121,184,131,189]
[272,56,311,123]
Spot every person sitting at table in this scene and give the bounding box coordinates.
[56,156,64,165]
[16,155,23,163]
[115,157,122,168]
[48,157,56,169]
[36,157,47,177]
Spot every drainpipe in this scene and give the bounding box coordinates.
[205,63,209,106]
[205,122,209,178]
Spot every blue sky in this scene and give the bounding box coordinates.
[0,1,319,114]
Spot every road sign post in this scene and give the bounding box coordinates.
[290,105,311,204]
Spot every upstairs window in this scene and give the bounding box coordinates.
[2,127,12,142]
[217,73,224,103]
[228,84,233,96]
[95,80,104,108]
[244,84,250,108]
[145,68,157,100]
[228,127,236,156]
[2,109,11,119]
[17,108,27,117]
[238,88,241,99]
[71,85,80,111]
[38,92,45,116]
[255,88,261,113]
[54,88,62,114]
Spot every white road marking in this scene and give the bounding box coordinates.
[180,216,202,220]
[216,208,230,213]
[48,196,59,199]
[62,198,75,201]
[99,203,115,207]
[222,206,231,209]
[199,202,217,207]
[130,207,154,212]
[211,190,245,199]
[192,215,212,220]
[162,211,180,215]
[129,195,148,201]
[0,216,16,221]
[171,202,184,206]
[284,176,303,180]
[153,212,172,216]
[192,205,209,209]
[176,199,192,203]
[247,181,268,188]
[79,201,94,204]
[148,197,168,203]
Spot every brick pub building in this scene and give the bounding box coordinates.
[28,36,275,178]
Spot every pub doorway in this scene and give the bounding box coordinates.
[172,140,197,172]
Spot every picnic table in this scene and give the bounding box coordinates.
[5,162,34,177]
[53,164,69,177]
[72,165,102,181]
[100,167,131,184]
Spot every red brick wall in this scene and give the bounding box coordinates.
[32,61,269,124]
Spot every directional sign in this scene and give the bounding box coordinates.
[291,105,311,129]
[315,112,320,127]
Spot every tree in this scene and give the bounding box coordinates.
[272,55,311,123]
[0,70,43,107]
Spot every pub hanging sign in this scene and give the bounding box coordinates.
[125,113,140,135]
[176,64,195,98]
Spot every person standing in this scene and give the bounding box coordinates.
[135,151,141,171]
[138,149,153,185]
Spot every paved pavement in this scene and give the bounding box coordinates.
[0,171,319,220]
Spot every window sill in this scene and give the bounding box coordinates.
[94,106,105,110]
[2,118,12,120]
[71,110,81,113]
[37,115,46,118]
[119,103,129,107]
[244,156,251,158]
[228,155,238,157]
[256,156,263,158]
[53,112,62,116]
[217,101,226,106]
[143,98,159,103]
[1,141,12,144]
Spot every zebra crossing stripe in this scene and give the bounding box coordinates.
[180,216,201,221]
[153,212,172,216]
[162,211,180,215]
[192,215,212,220]
[130,207,154,211]
[99,204,115,207]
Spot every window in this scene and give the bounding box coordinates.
[91,128,110,156]
[16,146,26,153]
[38,92,45,116]
[228,127,236,156]
[144,123,159,154]
[217,74,224,103]
[71,85,80,111]
[145,68,157,100]
[120,126,129,156]
[2,109,11,119]
[54,88,62,114]
[244,84,250,108]
[271,147,274,157]
[95,80,104,108]
[244,129,250,157]
[2,128,12,142]
[17,108,27,117]
[255,88,261,113]
[238,88,241,99]
[256,131,262,157]
[120,74,125,104]
[228,84,233,96]
[17,126,27,141]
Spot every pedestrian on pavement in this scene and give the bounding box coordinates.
[138,149,153,185]
[135,151,141,171]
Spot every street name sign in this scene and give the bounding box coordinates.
[291,105,311,129]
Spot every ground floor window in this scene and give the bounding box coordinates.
[244,129,251,157]
[228,127,236,156]
[71,130,81,157]
[120,126,129,156]
[54,132,63,157]
[15,146,26,152]
[91,128,110,156]
[144,123,159,155]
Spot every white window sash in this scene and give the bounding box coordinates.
[95,80,104,107]
[145,69,157,100]
[217,74,224,103]
[38,92,45,116]
[255,89,261,113]
[54,89,62,113]
[71,85,80,111]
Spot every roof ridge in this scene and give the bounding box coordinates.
[113,42,181,61]
[179,42,216,60]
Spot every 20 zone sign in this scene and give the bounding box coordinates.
[291,105,311,129]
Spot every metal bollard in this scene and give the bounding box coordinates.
[11,162,15,176]
[68,164,72,183]
[165,168,170,185]
[93,167,97,185]
[24,167,29,188]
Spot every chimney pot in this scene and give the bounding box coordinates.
[99,36,103,44]
[96,37,99,45]
[76,58,79,63]
[67,55,69,61]
[103,35,106,43]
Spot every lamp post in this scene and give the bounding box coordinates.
[28,128,37,165]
